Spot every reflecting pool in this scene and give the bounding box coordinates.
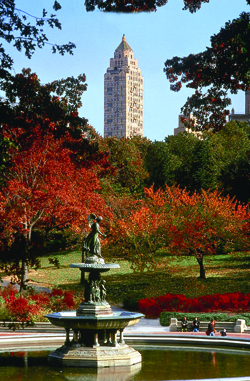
[0,345,249,380]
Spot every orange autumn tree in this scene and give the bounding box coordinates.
[0,129,110,290]
[107,187,168,272]
[108,186,250,277]
[163,187,250,278]
[107,206,162,272]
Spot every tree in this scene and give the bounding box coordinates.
[0,69,117,290]
[164,133,203,193]
[84,0,225,14]
[0,1,75,81]
[0,2,78,157]
[164,8,250,132]
[107,185,250,277]
[194,121,250,200]
[99,135,150,196]
[107,204,163,272]
[0,129,111,290]
[0,0,214,65]
[144,133,203,192]
[144,121,250,203]
[165,187,250,278]
[217,121,250,203]
[144,141,173,190]
[0,68,89,185]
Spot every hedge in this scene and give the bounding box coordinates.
[160,312,250,326]
[138,292,250,318]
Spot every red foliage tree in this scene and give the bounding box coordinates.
[0,129,111,290]
[108,185,250,277]
[165,187,250,278]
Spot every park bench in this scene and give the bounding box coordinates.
[169,318,248,333]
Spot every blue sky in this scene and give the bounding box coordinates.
[7,0,250,141]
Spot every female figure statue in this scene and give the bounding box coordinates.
[83,214,106,259]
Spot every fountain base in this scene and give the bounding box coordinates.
[48,343,142,367]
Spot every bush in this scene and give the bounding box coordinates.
[138,292,250,318]
[0,285,82,329]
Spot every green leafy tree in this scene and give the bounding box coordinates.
[164,8,250,131]
[99,136,150,196]
[144,141,173,190]
[164,133,203,193]
[144,121,250,203]
[193,121,250,200]
[85,0,225,14]
[217,121,250,202]
[0,1,75,81]
[144,133,202,192]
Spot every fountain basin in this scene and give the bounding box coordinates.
[45,310,144,367]
[45,256,143,367]
[45,311,144,330]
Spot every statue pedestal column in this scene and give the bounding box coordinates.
[77,302,113,317]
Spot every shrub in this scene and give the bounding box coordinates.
[0,285,82,329]
[138,292,250,318]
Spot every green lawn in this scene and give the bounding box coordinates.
[27,250,250,306]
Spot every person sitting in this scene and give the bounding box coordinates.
[192,316,200,332]
[206,319,216,336]
[220,328,227,336]
[181,316,188,332]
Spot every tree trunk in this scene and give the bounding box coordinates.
[20,232,30,292]
[20,258,28,292]
[196,255,206,279]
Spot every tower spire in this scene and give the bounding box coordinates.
[104,37,144,139]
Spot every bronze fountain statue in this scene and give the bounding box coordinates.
[83,214,106,262]
[46,214,144,368]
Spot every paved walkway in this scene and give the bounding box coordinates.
[124,316,250,338]
[0,316,249,339]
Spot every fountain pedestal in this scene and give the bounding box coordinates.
[46,262,144,367]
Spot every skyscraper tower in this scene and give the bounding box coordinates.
[104,35,144,138]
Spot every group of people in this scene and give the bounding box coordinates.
[181,317,227,336]
[181,316,200,332]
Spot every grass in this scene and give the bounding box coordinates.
[24,250,250,306]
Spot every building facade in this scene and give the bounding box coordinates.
[174,114,195,136]
[229,90,250,123]
[174,114,201,138]
[104,35,144,138]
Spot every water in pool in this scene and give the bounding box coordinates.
[0,345,249,380]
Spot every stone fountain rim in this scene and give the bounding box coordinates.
[45,311,144,320]
[69,263,120,271]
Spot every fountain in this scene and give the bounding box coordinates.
[45,214,144,367]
